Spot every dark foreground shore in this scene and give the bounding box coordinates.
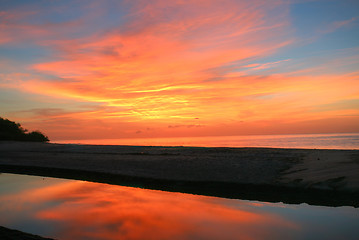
[0,141,358,207]
[0,226,54,240]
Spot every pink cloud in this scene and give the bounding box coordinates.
[321,17,358,34]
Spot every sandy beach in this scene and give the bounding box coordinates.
[0,141,358,207]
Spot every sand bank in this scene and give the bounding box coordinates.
[0,141,358,207]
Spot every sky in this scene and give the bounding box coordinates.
[0,0,358,140]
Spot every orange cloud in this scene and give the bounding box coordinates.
[1,0,358,139]
[26,2,289,112]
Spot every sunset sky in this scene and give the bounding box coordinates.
[1,0,358,140]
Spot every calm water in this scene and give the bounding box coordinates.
[55,133,359,149]
[0,173,358,240]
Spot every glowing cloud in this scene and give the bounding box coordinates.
[1,0,358,139]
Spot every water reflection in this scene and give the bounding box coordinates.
[0,173,358,240]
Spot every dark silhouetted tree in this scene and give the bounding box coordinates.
[0,117,49,142]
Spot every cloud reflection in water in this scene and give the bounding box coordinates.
[0,175,296,240]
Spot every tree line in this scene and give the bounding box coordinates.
[0,117,49,142]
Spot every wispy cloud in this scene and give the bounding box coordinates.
[321,16,358,34]
[1,0,359,139]
[10,1,291,121]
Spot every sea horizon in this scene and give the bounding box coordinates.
[53,132,359,150]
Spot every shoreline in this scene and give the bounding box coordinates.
[1,141,358,207]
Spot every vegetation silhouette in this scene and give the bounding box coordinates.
[0,117,49,142]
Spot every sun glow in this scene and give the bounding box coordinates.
[1,0,358,139]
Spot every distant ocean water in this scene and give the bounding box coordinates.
[54,133,359,150]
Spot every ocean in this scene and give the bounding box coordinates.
[54,133,359,150]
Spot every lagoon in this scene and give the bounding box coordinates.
[0,173,358,240]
